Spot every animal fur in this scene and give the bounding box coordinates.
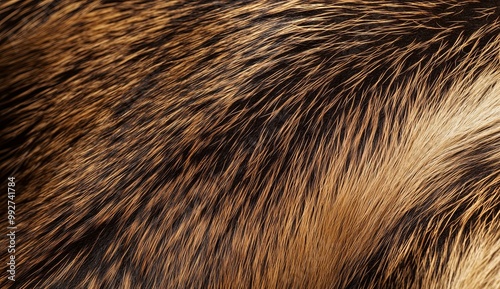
[1,1,499,288]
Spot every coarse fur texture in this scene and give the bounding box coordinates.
[1,0,499,288]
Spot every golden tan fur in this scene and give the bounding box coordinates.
[1,1,499,288]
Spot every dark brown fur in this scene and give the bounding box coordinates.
[1,1,499,288]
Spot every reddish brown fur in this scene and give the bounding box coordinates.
[1,1,499,288]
